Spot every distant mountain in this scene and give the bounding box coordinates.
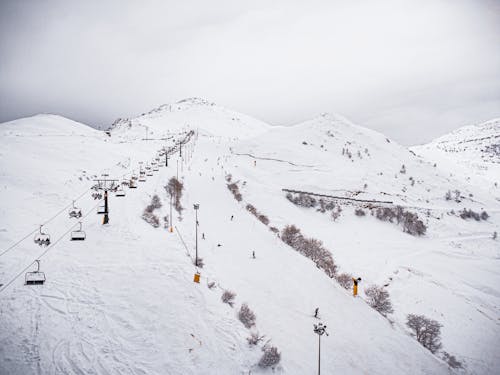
[411,118,500,185]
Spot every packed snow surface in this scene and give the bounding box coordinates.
[0,100,498,374]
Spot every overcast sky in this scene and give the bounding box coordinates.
[0,0,499,145]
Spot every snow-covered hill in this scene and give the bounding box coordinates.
[0,102,498,374]
[411,118,500,187]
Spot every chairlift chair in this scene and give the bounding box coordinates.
[139,172,146,182]
[115,187,126,197]
[70,222,86,241]
[25,260,46,285]
[68,200,82,219]
[97,205,107,215]
[34,225,51,246]
[146,170,153,176]
[129,179,137,188]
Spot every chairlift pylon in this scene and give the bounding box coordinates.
[34,225,51,246]
[69,200,82,219]
[25,260,46,285]
[70,222,86,241]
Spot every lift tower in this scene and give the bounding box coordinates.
[93,174,118,224]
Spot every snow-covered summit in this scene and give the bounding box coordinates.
[411,118,500,185]
[110,97,270,140]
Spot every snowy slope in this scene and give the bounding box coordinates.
[0,104,496,374]
[411,118,500,188]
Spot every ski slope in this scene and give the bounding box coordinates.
[0,101,498,374]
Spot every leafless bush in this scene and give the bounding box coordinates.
[269,226,279,234]
[207,281,216,289]
[406,314,442,354]
[221,290,236,307]
[458,208,488,221]
[258,345,281,368]
[247,332,265,346]
[365,285,394,316]
[281,225,337,277]
[246,204,257,215]
[238,303,256,328]
[354,208,366,216]
[336,273,353,289]
[331,205,342,221]
[142,211,160,228]
[227,182,242,202]
[258,214,270,225]
[225,174,232,182]
[442,352,464,369]
[372,206,426,236]
[165,177,184,213]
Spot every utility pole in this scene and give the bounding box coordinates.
[169,192,174,232]
[194,204,199,266]
[313,322,329,375]
[93,175,118,225]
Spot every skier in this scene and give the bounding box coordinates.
[314,307,319,318]
[252,251,255,259]
[352,277,362,297]
[202,233,205,240]
[230,215,234,221]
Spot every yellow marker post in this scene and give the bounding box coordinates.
[193,272,200,283]
[352,277,361,297]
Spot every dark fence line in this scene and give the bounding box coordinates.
[282,188,394,205]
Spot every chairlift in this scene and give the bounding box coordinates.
[68,200,82,219]
[129,179,137,188]
[146,170,153,176]
[34,225,51,246]
[115,187,126,197]
[70,222,86,241]
[25,260,46,285]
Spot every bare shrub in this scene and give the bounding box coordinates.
[221,290,236,307]
[142,211,160,228]
[207,281,216,289]
[372,206,426,236]
[258,214,270,225]
[331,205,342,221]
[258,345,281,368]
[247,332,265,346]
[227,182,242,202]
[281,225,337,278]
[151,194,162,209]
[269,226,279,234]
[238,303,256,328]
[246,204,257,215]
[365,285,394,316]
[442,352,464,369]
[406,314,442,354]
[459,208,488,221]
[354,208,366,216]
[165,177,184,213]
[336,273,353,289]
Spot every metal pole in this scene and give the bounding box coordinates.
[103,190,109,224]
[166,149,168,167]
[169,192,173,232]
[176,159,179,180]
[318,334,321,375]
[195,208,198,266]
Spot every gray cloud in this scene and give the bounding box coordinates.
[1,0,499,144]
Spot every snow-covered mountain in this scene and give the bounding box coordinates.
[411,118,500,187]
[0,101,498,374]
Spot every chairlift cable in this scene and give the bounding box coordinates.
[0,200,101,295]
[0,188,91,259]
